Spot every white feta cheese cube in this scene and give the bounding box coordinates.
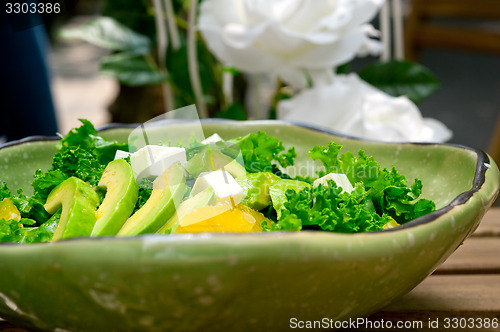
[131,145,186,180]
[191,170,243,206]
[313,173,354,193]
[114,150,132,160]
[201,133,223,144]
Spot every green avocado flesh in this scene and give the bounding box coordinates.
[185,149,246,179]
[91,159,139,237]
[237,172,279,211]
[44,177,100,241]
[269,179,311,219]
[118,163,186,236]
[158,187,215,234]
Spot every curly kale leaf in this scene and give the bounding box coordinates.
[57,119,127,165]
[309,142,435,224]
[264,181,393,233]
[235,131,296,173]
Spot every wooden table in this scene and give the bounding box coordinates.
[358,207,500,331]
[1,208,499,331]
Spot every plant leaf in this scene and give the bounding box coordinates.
[100,54,168,86]
[166,38,218,107]
[358,60,441,104]
[60,17,151,54]
[215,102,248,120]
[101,0,156,38]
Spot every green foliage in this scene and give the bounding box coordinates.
[0,211,59,244]
[235,131,296,173]
[166,39,220,108]
[0,218,33,243]
[9,190,50,226]
[336,63,350,74]
[134,178,154,214]
[309,142,436,224]
[358,60,441,104]
[60,16,170,87]
[32,170,68,202]
[60,17,151,55]
[52,147,104,187]
[57,119,127,165]
[215,102,248,120]
[100,53,168,87]
[101,0,156,38]
[264,182,394,233]
[0,182,11,201]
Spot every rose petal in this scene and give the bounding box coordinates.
[422,118,454,142]
[290,29,367,68]
[278,74,453,143]
[222,22,269,49]
[200,0,246,26]
[275,68,308,90]
[198,0,385,74]
[282,0,338,33]
[201,28,281,72]
[277,75,364,128]
[340,0,384,31]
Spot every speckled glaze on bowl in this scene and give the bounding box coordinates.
[0,120,498,332]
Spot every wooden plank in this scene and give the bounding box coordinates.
[414,25,500,55]
[381,275,500,312]
[359,311,500,332]
[488,113,500,167]
[435,238,500,274]
[355,275,500,332]
[434,208,500,274]
[418,0,500,20]
[473,207,500,237]
[0,320,28,332]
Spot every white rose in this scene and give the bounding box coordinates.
[198,0,384,86]
[277,73,453,143]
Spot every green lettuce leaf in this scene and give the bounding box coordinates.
[51,146,104,187]
[265,181,393,233]
[0,210,60,244]
[57,119,127,165]
[0,182,11,201]
[235,131,296,173]
[309,142,435,224]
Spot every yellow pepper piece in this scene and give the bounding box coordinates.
[175,203,269,233]
[383,217,400,230]
[0,198,21,222]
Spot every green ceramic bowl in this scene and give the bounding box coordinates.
[0,121,498,332]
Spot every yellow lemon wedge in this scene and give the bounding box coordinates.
[0,198,21,223]
[383,217,400,230]
[175,203,269,233]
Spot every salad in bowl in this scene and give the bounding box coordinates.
[0,119,497,332]
[0,120,436,243]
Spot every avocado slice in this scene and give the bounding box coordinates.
[269,179,311,219]
[158,187,215,234]
[118,162,187,236]
[91,159,139,237]
[44,177,100,241]
[236,172,279,210]
[185,149,246,179]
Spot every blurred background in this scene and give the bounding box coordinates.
[1,0,499,164]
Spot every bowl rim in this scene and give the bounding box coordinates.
[0,119,491,243]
